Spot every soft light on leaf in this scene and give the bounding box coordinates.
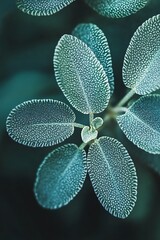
[87,136,137,218]
[92,117,103,129]
[34,144,87,209]
[72,23,114,95]
[16,0,75,16]
[6,99,76,147]
[123,14,160,95]
[54,34,110,114]
[81,126,98,143]
[85,0,149,18]
[117,94,160,154]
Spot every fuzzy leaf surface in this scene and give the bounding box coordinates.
[123,14,160,95]
[85,0,149,18]
[34,144,87,208]
[54,34,110,114]
[72,23,114,95]
[16,0,75,16]
[117,94,160,154]
[87,136,137,218]
[6,99,75,147]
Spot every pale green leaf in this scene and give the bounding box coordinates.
[81,126,98,143]
[16,0,75,16]
[92,117,103,129]
[34,144,87,209]
[117,94,160,154]
[6,99,75,147]
[85,0,149,18]
[123,14,160,95]
[54,34,110,114]
[87,136,137,218]
[72,23,114,95]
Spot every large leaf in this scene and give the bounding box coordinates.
[16,0,75,16]
[117,94,160,154]
[6,99,76,147]
[87,136,137,218]
[34,144,87,208]
[72,23,114,95]
[123,14,160,95]
[85,0,149,18]
[54,34,110,114]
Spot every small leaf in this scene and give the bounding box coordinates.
[123,14,160,95]
[34,144,87,209]
[92,117,103,129]
[87,136,137,218]
[81,126,98,143]
[117,94,160,154]
[6,99,76,147]
[54,34,110,114]
[85,0,149,18]
[72,23,114,95]
[16,0,75,16]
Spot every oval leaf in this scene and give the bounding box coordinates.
[85,0,149,18]
[54,34,110,114]
[123,14,160,95]
[6,99,76,147]
[16,0,75,16]
[87,136,137,218]
[72,23,114,95]
[117,94,160,154]
[34,144,87,209]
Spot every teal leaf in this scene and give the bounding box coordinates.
[6,99,76,147]
[34,144,87,209]
[87,136,137,218]
[123,14,160,95]
[54,34,110,114]
[16,0,75,16]
[72,23,114,95]
[85,0,149,18]
[117,94,160,154]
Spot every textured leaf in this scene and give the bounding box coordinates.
[85,0,149,18]
[72,23,114,95]
[34,144,87,208]
[123,14,160,95]
[16,0,75,16]
[117,94,160,154]
[87,136,137,218]
[6,99,76,147]
[54,34,110,114]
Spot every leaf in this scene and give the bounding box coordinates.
[117,94,160,154]
[87,136,137,218]
[81,126,98,143]
[6,99,76,147]
[34,144,87,209]
[16,0,75,16]
[72,23,114,95]
[123,14,160,95]
[85,0,149,18]
[54,34,110,114]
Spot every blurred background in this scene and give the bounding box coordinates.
[0,0,160,239]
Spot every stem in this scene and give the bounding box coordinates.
[112,107,128,114]
[116,89,135,108]
[73,123,85,129]
[89,112,94,126]
[79,142,87,150]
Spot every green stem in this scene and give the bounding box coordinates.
[73,123,85,129]
[89,112,94,126]
[116,89,135,108]
[79,142,87,150]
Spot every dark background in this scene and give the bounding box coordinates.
[0,0,160,239]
